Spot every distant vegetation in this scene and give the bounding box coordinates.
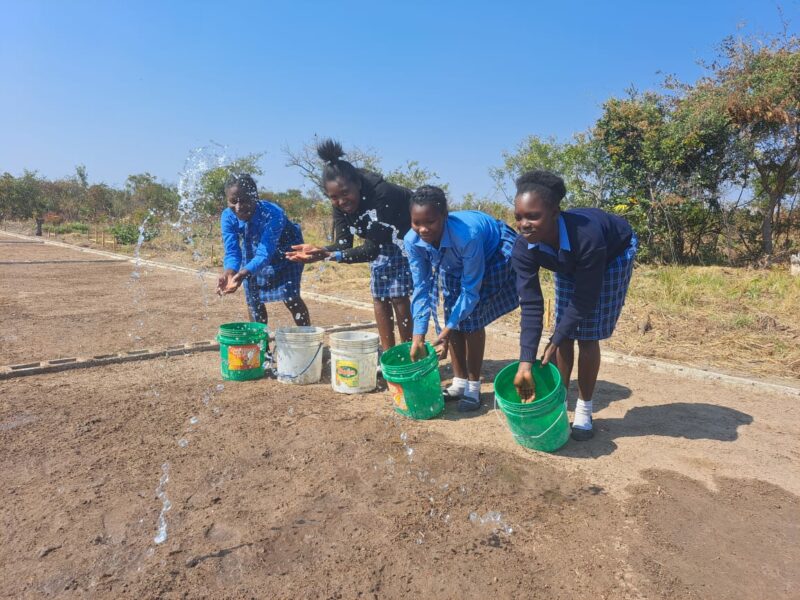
[1,28,798,264]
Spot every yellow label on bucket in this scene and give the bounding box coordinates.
[335,360,359,387]
[388,382,407,411]
[228,344,260,370]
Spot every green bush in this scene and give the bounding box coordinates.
[110,222,159,245]
[52,222,89,234]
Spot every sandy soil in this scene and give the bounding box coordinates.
[2,233,799,599]
[0,234,372,365]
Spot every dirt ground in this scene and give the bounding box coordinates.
[2,233,800,599]
[0,234,372,364]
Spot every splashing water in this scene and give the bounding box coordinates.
[469,510,513,534]
[153,463,171,544]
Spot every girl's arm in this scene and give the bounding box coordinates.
[512,242,545,363]
[221,210,243,272]
[444,237,485,331]
[406,238,434,337]
[242,203,287,276]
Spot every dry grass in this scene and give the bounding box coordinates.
[6,219,799,381]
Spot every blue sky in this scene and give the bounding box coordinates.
[1,0,796,201]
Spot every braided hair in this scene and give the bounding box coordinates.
[224,173,259,200]
[316,139,360,188]
[410,185,448,216]
[514,170,566,209]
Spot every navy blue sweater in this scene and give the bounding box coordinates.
[512,208,633,362]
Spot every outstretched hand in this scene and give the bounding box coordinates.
[216,269,248,296]
[286,244,330,264]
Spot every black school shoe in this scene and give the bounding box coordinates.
[570,418,594,441]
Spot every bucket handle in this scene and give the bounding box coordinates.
[275,342,324,382]
[493,396,568,441]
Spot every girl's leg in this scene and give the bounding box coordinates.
[373,298,396,351]
[251,302,269,326]
[284,296,311,326]
[448,330,468,379]
[464,328,486,381]
[453,328,484,411]
[556,339,575,391]
[576,339,601,401]
[391,297,413,344]
[572,339,600,440]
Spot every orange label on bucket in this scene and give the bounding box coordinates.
[388,382,407,411]
[228,344,260,370]
[336,360,359,387]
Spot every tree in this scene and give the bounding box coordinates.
[196,153,264,217]
[691,31,800,256]
[385,160,448,193]
[491,133,613,207]
[125,173,180,219]
[284,136,382,191]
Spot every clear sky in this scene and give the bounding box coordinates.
[1,0,796,200]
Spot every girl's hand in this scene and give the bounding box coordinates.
[216,269,237,296]
[220,269,249,295]
[514,361,536,403]
[432,327,451,360]
[286,244,330,263]
[410,334,427,362]
[541,342,557,366]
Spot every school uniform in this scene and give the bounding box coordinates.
[221,200,304,319]
[512,208,637,362]
[404,210,519,335]
[325,170,413,299]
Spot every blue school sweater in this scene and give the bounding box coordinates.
[404,210,502,335]
[512,208,633,362]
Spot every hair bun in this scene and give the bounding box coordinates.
[316,138,345,165]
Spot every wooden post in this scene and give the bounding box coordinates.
[102,230,105,247]
[544,298,552,330]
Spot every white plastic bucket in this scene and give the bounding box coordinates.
[274,326,325,385]
[329,331,381,394]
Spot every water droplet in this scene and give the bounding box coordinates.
[178,439,188,448]
[189,416,199,425]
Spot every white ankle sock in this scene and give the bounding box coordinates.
[465,380,481,401]
[445,377,467,397]
[573,398,593,430]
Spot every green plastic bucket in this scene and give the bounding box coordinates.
[494,361,569,452]
[380,342,443,420]
[217,322,269,381]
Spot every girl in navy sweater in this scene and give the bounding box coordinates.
[511,171,637,441]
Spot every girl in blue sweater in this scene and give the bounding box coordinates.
[216,174,311,327]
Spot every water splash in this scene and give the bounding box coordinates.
[153,463,171,544]
[469,510,513,535]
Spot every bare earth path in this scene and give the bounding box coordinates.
[1,232,798,599]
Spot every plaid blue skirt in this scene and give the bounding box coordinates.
[554,234,638,340]
[370,243,413,299]
[441,223,519,332]
[243,222,304,312]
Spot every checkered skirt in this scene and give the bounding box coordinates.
[370,243,413,299]
[243,221,304,311]
[554,234,638,340]
[440,223,519,332]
